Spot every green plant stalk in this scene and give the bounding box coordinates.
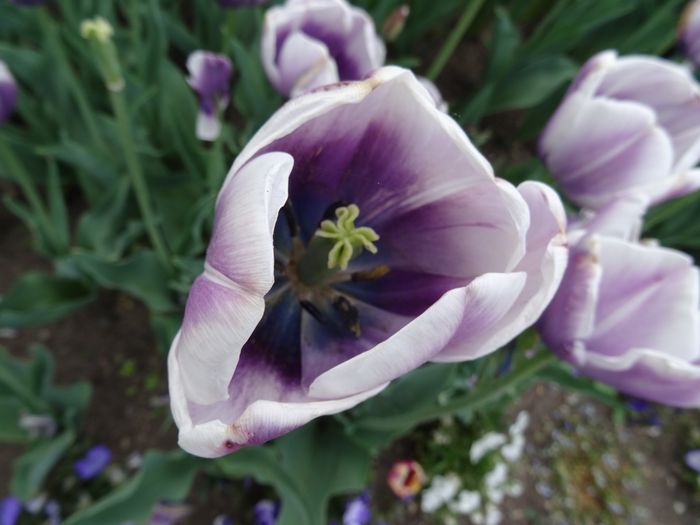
[426,0,487,81]
[109,90,171,268]
[0,140,54,240]
[355,351,556,432]
[37,9,106,154]
[221,10,236,53]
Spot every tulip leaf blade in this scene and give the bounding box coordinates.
[0,272,96,328]
[62,450,201,525]
[212,445,313,525]
[10,430,75,501]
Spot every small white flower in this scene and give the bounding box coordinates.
[485,463,508,490]
[485,504,503,525]
[471,511,485,525]
[470,432,507,463]
[449,490,481,514]
[509,411,530,436]
[506,482,523,498]
[487,487,504,504]
[420,474,461,513]
[105,465,126,485]
[501,433,525,462]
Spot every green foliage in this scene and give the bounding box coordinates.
[0,273,96,328]
[0,346,91,500]
[213,420,372,525]
[63,451,201,525]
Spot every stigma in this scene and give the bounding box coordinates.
[314,204,380,270]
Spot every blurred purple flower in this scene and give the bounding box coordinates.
[0,61,17,125]
[681,1,700,68]
[343,493,371,525]
[254,499,279,525]
[539,197,700,407]
[0,497,21,525]
[149,501,191,525]
[45,499,61,525]
[219,0,267,6]
[74,445,112,480]
[167,67,568,458]
[261,0,385,97]
[539,50,700,209]
[186,51,233,141]
[686,450,700,472]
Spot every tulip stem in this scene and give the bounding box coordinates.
[354,350,556,432]
[426,0,487,81]
[109,89,171,268]
[37,9,106,154]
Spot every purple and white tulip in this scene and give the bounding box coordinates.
[539,197,700,407]
[540,50,700,209]
[168,67,568,458]
[0,61,17,125]
[681,1,700,68]
[186,51,233,141]
[261,0,385,98]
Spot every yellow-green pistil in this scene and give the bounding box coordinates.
[315,204,379,270]
[296,204,380,286]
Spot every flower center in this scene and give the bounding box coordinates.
[295,204,380,287]
[269,202,385,340]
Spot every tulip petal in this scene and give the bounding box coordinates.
[262,0,384,96]
[573,347,700,408]
[435,182,568,361]
[169,341,387,457]
[587,237,700,362]
[598,56,700,174]
[541,92,674,208]
[173,275,265,406]
[208,152,294,295]
[278,31,339,97]
[538,239,602,352]
[308,272,527,399]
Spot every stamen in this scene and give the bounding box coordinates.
[314,204,380,270]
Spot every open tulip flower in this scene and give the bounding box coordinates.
[261,0,385,97]
[168,67,568,458]
[539,197,700,407]
[540,50,700,209]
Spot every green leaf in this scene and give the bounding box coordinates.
[0,273,96,328]
[275,421,372,525]
[69,251,174,313]
[0,398,27,443]
[536,362,626,410]
[489,55,577,112]
[11,431,75,501]
[46,159,70,254]
[484,8,521,83]
[214,446,312,525]
[63,450,201,525]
